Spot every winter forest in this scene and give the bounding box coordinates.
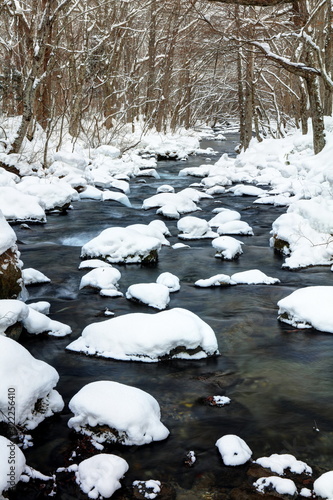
[1,0,333,499]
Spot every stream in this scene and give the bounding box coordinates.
[13,132,333,498]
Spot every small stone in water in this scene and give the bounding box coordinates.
[184,450,196,467]
[203,395,231,407]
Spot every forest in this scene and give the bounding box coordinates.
[0,0,332,160]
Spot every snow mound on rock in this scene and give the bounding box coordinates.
[66,307,219,362]
[68,380,169,445]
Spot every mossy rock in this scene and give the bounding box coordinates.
[0,247,22,299]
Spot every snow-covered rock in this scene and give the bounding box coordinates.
[127,221,170,246]
[126,283,170,310]
[16,179,76,212]
[23,306,72,337]
[277,286,333,333]
[66,307,219,362]
[157,184,175,193]
[78,259,113,269]
[313,471,333,500]
[0,211,23,300]
[217,220,254,236]
[177,216,217,239]
[156,272,180,292]
[226,184,266,196]
[75,454,128,499]
[212,236,243,260]
[253,476,297,496]
[0,336,64,430]
[81,227,161,265]
[209,209,241,228]
[254,453,312,476]
[0,187,46,223]
[194,274,236,287]
[0,299,29,335]
[143,192,199,220]
[132,480,161,500]
[101,190,132,208]
[22,268,51,286]
[0,436,26,494]
[215,435,252,466]
[68,381,169,445]
[231,269,280,285]
[79,267,121,292]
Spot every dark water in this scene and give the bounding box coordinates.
[13,134,333,497]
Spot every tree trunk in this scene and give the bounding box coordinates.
[305,74,326,154]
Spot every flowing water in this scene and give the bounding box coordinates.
[13,133,333,498]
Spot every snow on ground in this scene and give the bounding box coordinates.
[66,308,219,362]
[126,283,170,310]
[0,436,26,494]
[231,269,280,285]
[68,380,169,445]
[277,286,333,333]
[156,272,180,292]
[75,454,129,499]
[253,476,297,496]
[0,336,64,430]
[81,226,161,265]
[254,453,312,475]
[212,236,243,260]
[215,435,252,466]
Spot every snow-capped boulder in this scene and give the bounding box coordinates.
[81,227,161,265]
[277,286,333,333]
[0,336,64,430]
[231,270,280,285]
[177,216,217,239]
[101,190,132,208]
[253,477,297,496]
[313,471,333,500]
[22,268,51,286]
[156,272,180,292]
[217,220,253,236]
[126,283,170,310]
[0,436,26,495]
[142,192,199,220]
[75,454,128,499]
[0,299,29,338]
[127,221,170,246]
[0,187,46,223]
[208,209,241,228]
[194,274,236,287]
[16,179,76,212]
[0,211,23,300]
[79,267,121,292]
[68,381,169,445]
[66,307,219,362]
[23,306,72,337]
[212,236,243,260]
[254,453,312,476]
[215,435,252,466]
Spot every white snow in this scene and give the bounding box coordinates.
[101,190,132,208]
[127,221,170,246]
[177,216,217,239]
[212,236,243,260]
[16,178,76,211]
[253,476,297,496]
[209,209,241,227]
[194,274,236,287]
[226,184,267,197]
[0,299,29,335]
[313,471,333,500]
[215,434,252,466]
[143,192,199,219]
[231,269,280,285]
[68,380,170,445]
[254,453,312,475]
[78,259,113,269]
[75,454,128,499]
[157,184,174,193]
[0,436,26,494]
[156,272,180,292]
[0,187,46,223]
[79,267,121,292]
[133,480,161,499]
[66,307,219,362]
[277,286,333,333]
[217,220,254,236]
[81,226,161,264]
[23,305,72,337]
[22,268,51,285]
[0,336,64,430]
[126,283,170,310]
[0,210,17,254]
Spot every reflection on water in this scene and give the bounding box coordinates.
[14,135,333,497]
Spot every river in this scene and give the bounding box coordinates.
[13,133,333,499]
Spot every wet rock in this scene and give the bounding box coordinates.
[0,247,23,300]
[132,480,176,500]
